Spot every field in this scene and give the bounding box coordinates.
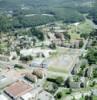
[48,48,80,73]
[66,19,93,41]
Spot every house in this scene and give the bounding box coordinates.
[69,76,85,89]
[80,77,87,87]
[0,75,14,90]
[20,92,33,100]
[4,81,33,99]
[36,91,55,100]
[71,65,80,75]
[9,51,17,60]
[0,55,9,62]
[25,73,38,83]
[42,40,51,46]
[0,94,8,100]
[91,89,97,96]
[73,22,80,26]
[20,87,43,100]
[86,67,93,78]
[32,68,47,79]
[54,32,64,40]
[82,91,91,96]
[72,92,82,100]
[20,49,33,57]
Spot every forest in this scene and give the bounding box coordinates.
[0,0,97,30]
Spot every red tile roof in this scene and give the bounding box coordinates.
[5,81,32,98]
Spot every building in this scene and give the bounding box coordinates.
[20,87,43,100]
[0,75,14,90]
[20,92,33,100]
[0,55,9,62]
[33,68,47,79]
[72,93,82,100]
[4,81,32,99]
[0,94,8,100]
[20,48,56,58]
[36,91,55,100]
[9,52,17,60]
[69,81,82,89]
[86,67,93,78]
[25,73,38,83]
[30,59,44,67]
[0,75,7,83]
[71,65,80,75]
[30,58,48,68]
[82,91,91,97]
[91,89,97,96]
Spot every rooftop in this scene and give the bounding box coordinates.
[0,94,8,100]
[0,75,7,82]
[5,81,32,99]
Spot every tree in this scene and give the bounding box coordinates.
[90,29,97,37]
[80,33,88,39]
[55,77,64,85]
[55,92,62,99]
[20,55,33,62]
[79,40,84,48]
[0,48,3,54]
[0,15,12,32]
[93,68,97,78]
[64,33,71,41]
[85,48,97,65]
[49,42,56,49]
[66,88,72,94]
[65,77,70,88]
[85,95,93,100]
[33,38,36,46]
[24,74,36,83]
[30,28,44,41]
[16,48,20,55]
[14,64,24,69]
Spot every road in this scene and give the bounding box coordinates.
[69,37,89,74]
[80,37,89,56]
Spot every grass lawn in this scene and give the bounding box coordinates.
[93,96,97,100]
[67,19,93,41]
[0,43,7,49]
[48,66,68,73]
[80,97,85,100]
[67,25,80,40]
[78,19,93,34]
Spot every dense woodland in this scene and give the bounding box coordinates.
[0,0,97,31]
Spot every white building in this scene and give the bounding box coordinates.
[36,91,55,100]
[20,87,42,100]
[20,92,34,100]
[0,75,7,83]
[9,51,17,60]
[0,94,8,100]
[20,48,56,58]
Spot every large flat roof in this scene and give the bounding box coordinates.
[5,81,32,99]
